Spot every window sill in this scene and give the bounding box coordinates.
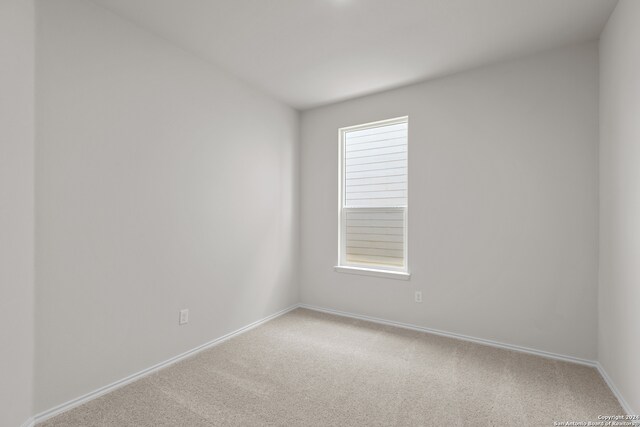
[334,266,411,281]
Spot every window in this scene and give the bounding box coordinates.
[337,117,409,278]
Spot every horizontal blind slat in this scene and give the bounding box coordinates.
[346,233,403,242]
[346,139,407,153]
[345,210,404,220]
[346,219,404,227]
[346,167,407,180]
[346,182,407,192]
[346,175,406,185]
[346,152,407,166]
[346,226,403,235]
[346,160,406,173]
[346,199,407,207]
[347,189,407,199]
[346,240,404,250]
[346,123,407,140]
[346,247,403,258]
[346,254,404,267]
[346,145,407,159]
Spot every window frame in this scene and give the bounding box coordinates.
[337,116,409,278]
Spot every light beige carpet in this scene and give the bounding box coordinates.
[40,308,622,426]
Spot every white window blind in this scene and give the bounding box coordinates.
[339,117,408,272]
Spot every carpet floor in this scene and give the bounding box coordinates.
[40,308,622,426]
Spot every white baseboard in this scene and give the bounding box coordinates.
[300,304,640,416]
[299,304,597,367]
[33,304,299,425]
[596,362,638,417]
[26,302,637,425]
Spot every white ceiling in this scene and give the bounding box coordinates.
[91,0,617,109]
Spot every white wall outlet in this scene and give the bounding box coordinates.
[179,309,189,325]
[414,291,422,303]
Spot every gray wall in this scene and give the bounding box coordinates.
[300,43,599,360]
[599,0,640,414]
[35,0,299,412]
[0,0,35,425]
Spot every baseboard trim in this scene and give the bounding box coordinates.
[300,304,640,415]
[26,302,638,424]
[33,304,299,424]
[301,304,640,416]
[299,304,597,367]
[596,362,638,417]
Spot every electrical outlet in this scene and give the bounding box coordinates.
[179,309,189,325]
[414,291,422,303]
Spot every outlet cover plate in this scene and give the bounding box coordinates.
[179,309,189,325]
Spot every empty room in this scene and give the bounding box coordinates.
[1,0,639,425]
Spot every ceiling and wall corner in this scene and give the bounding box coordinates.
[89,0,618,110]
